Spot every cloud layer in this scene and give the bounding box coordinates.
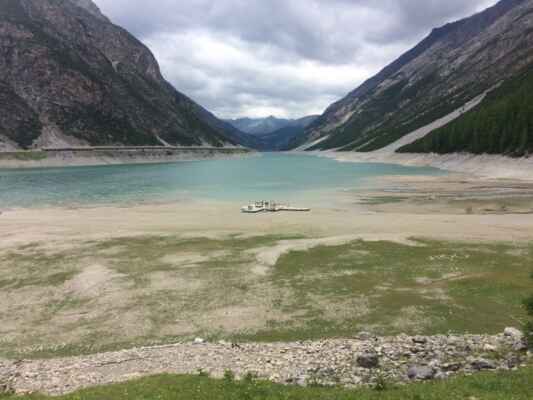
[94,0,496,118]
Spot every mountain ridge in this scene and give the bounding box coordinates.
[295,0,533,155]
[69,0,108,20]
[0,0,241,150]
[225,116,318,136]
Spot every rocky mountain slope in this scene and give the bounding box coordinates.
[0,0,240,150]
[295,0,533,154]
[226,115,318,150]
[398,66,533,156]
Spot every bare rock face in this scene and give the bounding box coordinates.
[0,0,238,149]
[296,0,533,152]
[68,0,108,21]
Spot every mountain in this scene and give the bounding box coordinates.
[0,0,240,150]
[226,116,318,136]
[258,117,319,151]
[225,116,292,136]
[225,115,319,150]
[295,0,533,155]
[397,66,533,156]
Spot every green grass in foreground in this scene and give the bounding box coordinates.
[238,239,533,342]
[2,367,533,400]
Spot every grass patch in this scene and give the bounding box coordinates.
[91,234,299,284]
[358,196,408,205]
[1,235,532,358]
[10,151,48,161]
[238,239,533,341]
[0,235,303,358]
[0,249,77,289]
[2,366,533,400]
[448,197,533,215]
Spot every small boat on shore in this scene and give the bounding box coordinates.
[241,201,267,213]
[241,201,310,213]
[278,206,311,212]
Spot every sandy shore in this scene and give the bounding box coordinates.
[2,186,533,249]
[313,150,533,181]
[2,168,533,247]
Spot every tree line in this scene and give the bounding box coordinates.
[398,67,533,157]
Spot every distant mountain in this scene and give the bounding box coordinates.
[225,115,318,150]
[226,116,291,136]
[258,126,307,151]
[226,116,318,136]
[0,0,240,150]
[294,0,533,156]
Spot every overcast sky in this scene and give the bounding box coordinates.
[93,0,496,119]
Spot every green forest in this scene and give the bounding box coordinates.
[397,66,533,157]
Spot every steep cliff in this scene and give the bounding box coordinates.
[0,0,239,149]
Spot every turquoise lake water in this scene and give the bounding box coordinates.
[0,154,444,208]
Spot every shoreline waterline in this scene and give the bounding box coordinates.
[306,150,533,181]
[0,147,254,170]
[0,153,445,209]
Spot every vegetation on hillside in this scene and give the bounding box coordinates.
[298,0,533,153]
[524,272,533,349]
[2,366,533,400]
[308,74,484,152]
[11,151,48,161]
[398,67,533,156]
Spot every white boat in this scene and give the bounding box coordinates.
[241,201,310,213]
[278,206,311,212]
[241,201,266,213]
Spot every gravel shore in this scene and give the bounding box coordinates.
[1,330,530,396]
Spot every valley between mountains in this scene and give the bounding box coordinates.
[1,1,533,399]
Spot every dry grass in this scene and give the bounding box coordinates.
[0,235,531,358]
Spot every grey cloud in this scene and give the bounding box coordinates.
[93,0,496,118]
[96,0,494,63]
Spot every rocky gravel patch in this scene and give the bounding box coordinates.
[0,329,530,396]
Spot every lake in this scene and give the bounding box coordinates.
[0,153,444,208]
